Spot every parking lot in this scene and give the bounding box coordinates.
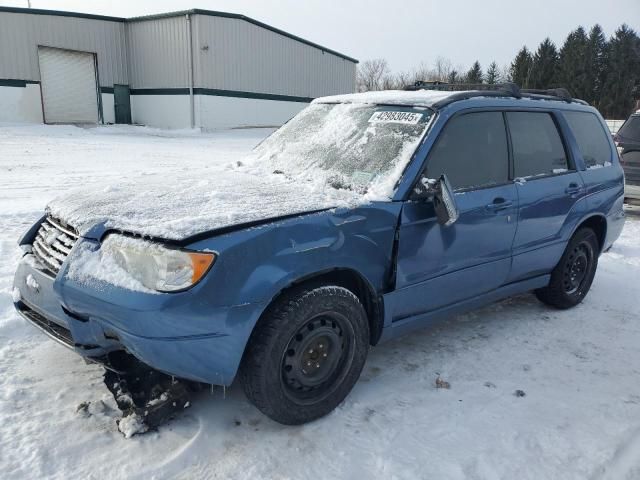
[1,124,640,480]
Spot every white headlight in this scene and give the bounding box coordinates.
[101,235,216,292]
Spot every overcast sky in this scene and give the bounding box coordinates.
[2,0,639,73]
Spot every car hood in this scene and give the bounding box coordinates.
[47,170,363,241]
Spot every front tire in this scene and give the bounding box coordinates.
[240,285,369,425]
[535,228,599,309]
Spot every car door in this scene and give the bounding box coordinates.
[506,111,587,282]
[387,111,518,322]
[615,115,640,196]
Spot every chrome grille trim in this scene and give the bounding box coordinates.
[31,216,79,275]
[46,216,79,239]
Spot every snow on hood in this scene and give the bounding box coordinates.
[48,169,362,241]
[47,103,428,241]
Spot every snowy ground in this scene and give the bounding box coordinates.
[1,124,640,480]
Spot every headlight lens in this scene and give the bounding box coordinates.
[101,235,216,292]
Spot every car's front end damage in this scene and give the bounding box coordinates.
[12,96,435,433]
[12,214,268,435]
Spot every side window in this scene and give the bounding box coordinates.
[507,112,569,178]
[564,111,612,168]
[617,116,640,141]
[426,112,509,190]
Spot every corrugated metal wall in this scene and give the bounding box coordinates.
[192,14,356,97]
[125,16,190,89]
[0,9,356,96]
[0,11,127,87]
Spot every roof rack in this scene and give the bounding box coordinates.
[404,81,588,107]
[405,81,521,97]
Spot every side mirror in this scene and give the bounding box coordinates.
[413,173,459,226]
[433,174,459,226]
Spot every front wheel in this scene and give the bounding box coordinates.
[240,285,369,425]
[535,228,599,309]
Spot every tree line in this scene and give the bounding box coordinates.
[357,24,640,119]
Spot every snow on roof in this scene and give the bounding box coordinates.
[313,89,458,107]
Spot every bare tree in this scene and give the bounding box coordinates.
[357,59,392,92]
[433,56,453,82]
[394,71,414,89]
[499,64,512,83]
[357,56,476,91]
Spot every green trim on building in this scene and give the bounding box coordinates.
[127,87,314,103]
[193,88,313,103]
[129,88,191,96]
[0,6,358,64]
[4,81,315,103]
[0,79,40,87]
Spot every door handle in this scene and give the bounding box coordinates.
[565,183,583,196]
[485,198,513,212]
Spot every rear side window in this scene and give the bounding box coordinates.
[618,116,640,141]
[564,111,612,167]
[507,112,569,178]
[426,112,509,190]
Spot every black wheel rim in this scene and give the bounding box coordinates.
[281,312,354,404]
[563,241,592,294]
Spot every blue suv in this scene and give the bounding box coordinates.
[13,84,625,426]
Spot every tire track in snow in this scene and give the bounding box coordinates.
[593,428,640,480]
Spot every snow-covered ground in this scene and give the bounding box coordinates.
[1,124,640,480]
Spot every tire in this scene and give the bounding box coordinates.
[240,285,369,425]
[535,228,600,309]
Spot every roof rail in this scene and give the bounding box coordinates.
[405,81,521,97]
[521,88,573,103]
[404,81,589,107]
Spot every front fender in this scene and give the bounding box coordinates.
[188,203,402,308]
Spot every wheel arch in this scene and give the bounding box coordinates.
[255,268,385,347]
[573,214,607,253]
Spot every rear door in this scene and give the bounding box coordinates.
[114,85,132,124]
[390,111,518,320]
[507,111,586,282]
[615,115,640,193]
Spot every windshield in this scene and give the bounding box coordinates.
[248,103,433,199]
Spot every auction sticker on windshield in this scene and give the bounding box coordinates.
[369,111,423,124]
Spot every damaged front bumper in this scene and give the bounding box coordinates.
[13,252,267,386]
[13,251,265,435]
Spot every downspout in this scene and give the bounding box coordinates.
[186,13,195,129]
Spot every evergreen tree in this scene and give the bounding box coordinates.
[585,24,609,107]
[511,47,533,88]
[485,61,500,84]
[530,38,559,89]
[465,61,483,84]
[447,69,460,84]
[557,27,589,99]
[600,25,640,118]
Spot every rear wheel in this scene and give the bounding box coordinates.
[535,228,599,309]
[240,285,369,425]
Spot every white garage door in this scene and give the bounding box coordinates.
[38,47,99,124]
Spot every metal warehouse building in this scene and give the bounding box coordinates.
[0,7,357,129]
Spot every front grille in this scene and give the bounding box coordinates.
[32,216,79,274]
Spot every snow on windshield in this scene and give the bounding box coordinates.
[48,104,432,241]
[245,103,432,199]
